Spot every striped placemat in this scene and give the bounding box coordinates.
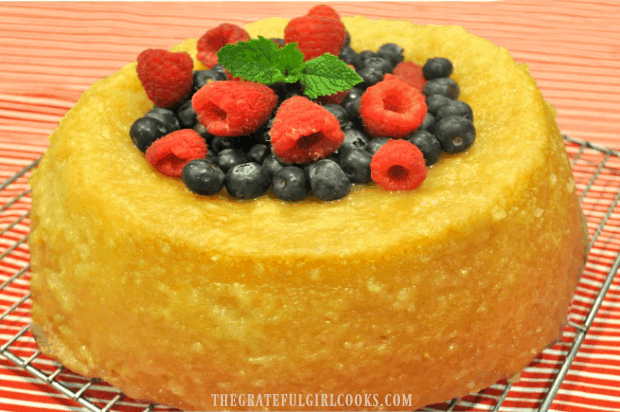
[1,1,619,411]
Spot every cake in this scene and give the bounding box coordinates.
[28,10,587,412]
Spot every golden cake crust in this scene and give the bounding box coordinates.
[29,16,587,411]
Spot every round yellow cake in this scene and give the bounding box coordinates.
[28,15,587,411]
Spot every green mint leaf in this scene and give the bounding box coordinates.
[276,42,305,84]
[217,36,285,84]
[301,54,363,99]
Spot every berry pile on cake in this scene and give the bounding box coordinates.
[129,5,475,201]
[28,5,587,412]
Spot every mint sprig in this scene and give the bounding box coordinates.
[217,36,362,97]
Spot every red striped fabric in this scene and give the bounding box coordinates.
[1,1,620,412]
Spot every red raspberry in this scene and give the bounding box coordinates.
[136,49,193,109]
[315,89,349,105]
[392,61,427,92]
[284,15,346,61]
[270,96,344,164]
[359,76,427,139]
[197,23,251,68]
[307,4,341,20]
[145,130,207,178]
[370,139,427,191]
[192,81,278,137]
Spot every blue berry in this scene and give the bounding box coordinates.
[270,37,285,47]
[217,148,250,173]
[425,94,453,115]
[324,104,349,128]
[339,149,373,183]
[182,159,225,196]
[434,116,476,154]
[194,123,214,146]
[423,78,460,100]
[365,137,390,155]
[206,150,217,163]
[248,144,270,164]
[145,108,180,135]
[176,100,197,128]
[307,159,351,201]
[377,43,404,68]
[339,46,361,69]
[359,50,377,61]
[420,112,435,132]
[436,100,473,122]
[129,116,167,152]
[339,128,370,154]
[193,70,224,93]
[341,87,363,118]
[406,130,442,166]
[362,56,393,75]
[211,136,236,153]
[225,162,271,199]
[357,67,384,89]
[423,57,454,80]
[273,166,309,202]
[210,64,228,80]
[262,154,286,180]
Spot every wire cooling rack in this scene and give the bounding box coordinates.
[1,136,619,412]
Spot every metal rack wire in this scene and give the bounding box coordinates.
[0,135,618,412]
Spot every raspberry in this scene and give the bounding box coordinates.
[136,49,193,109]
[270,96,345,164]
[393,61,427,92]
[359,76,428,138]
[307,4,341,20]
[192,81,278,137]
[370,139,427,191]
[145,130,208,178]
[284,15,346,61]
[197,23,251,68]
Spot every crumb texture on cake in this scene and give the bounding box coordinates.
[28,16,586,411]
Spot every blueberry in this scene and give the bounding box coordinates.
[341,87,363,107]
[273,166,309,202]
[436,100,473,122]
[194,123,214,146]
[307,159,351,201]
[423,57,454,80]
[145,108,180,135]
[176,100,197,128]
[339,46,361,69]
[406,130,442,166]
[423,78,460,100]
[420,112,435,132]
[365,137,390,155]
[182,159,225,196]
[357,67,384,89]
[362,56,393,74]
[359,50,377,61]
[377,43,404,68]
[211,136,236,153]
[226,162,271,199]
[193,70,224,93]
[343,31,351,48]
[425,94,453,115]
[129,116,167,152]
[210,64,228,80]
[339,128,370,154]
[324,104,349,128]
[341,88,363,119]
[248,144,270,164]
[206,150,217,163]
[217,148,250,173]
[339,149,373,183]
[434,116,476,154]
[262,154,286,180]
